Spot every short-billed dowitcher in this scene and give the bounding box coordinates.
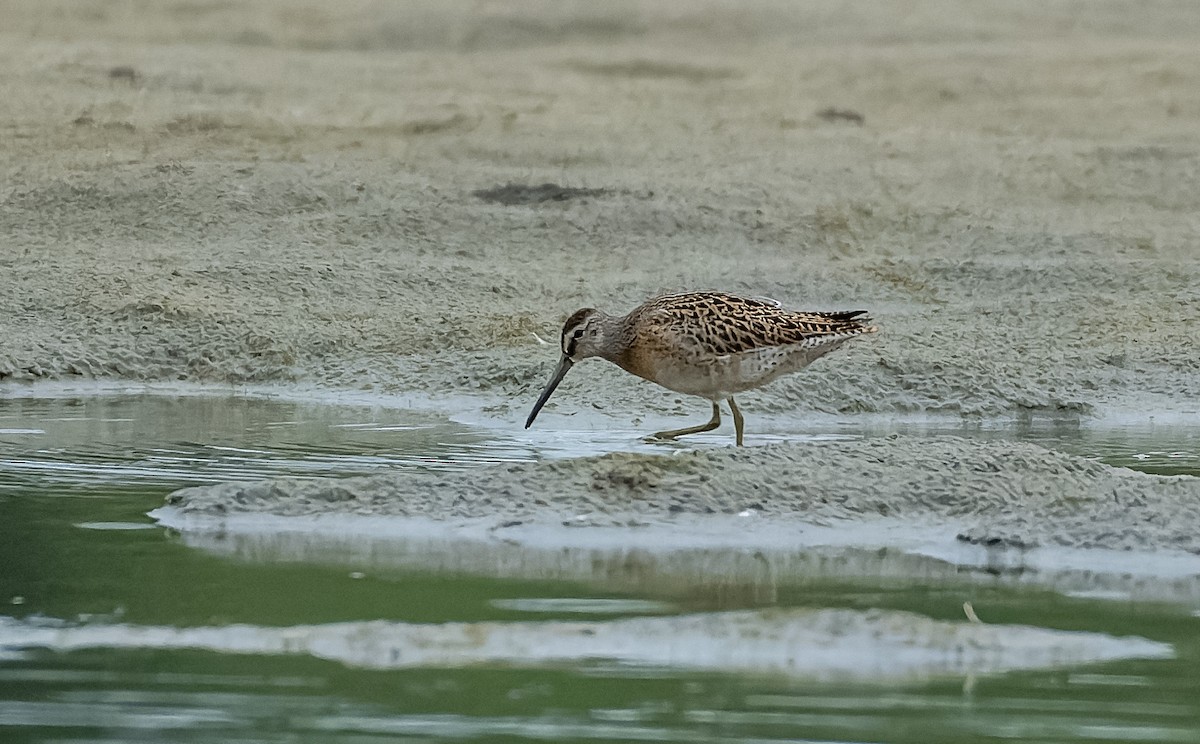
[524,291,877,446]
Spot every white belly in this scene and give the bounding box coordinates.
[648,347,797,400]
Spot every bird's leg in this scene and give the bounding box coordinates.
[652,401,721,441]
[728,396,745,447]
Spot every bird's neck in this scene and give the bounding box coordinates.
[595,314,629,364]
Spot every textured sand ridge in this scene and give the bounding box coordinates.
[165,436,1200,553]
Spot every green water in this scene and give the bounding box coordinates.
[1,392,1199,743]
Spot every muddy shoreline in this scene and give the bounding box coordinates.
[3,1,1198,419]
[159,432,1200,555]
[3,2,1198,565]
[0,608,1172,681]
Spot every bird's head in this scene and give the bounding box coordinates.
[525,307,613,429]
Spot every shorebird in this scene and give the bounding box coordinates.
[524,291,877,446]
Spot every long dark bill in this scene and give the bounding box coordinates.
[525,355,574,429]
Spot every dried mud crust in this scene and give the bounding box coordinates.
[164,436,1200,554]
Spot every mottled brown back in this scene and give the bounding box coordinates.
[631,292,876,357]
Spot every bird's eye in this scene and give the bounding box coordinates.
[572,329,584,340]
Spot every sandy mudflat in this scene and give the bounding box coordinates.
[161,435,1200,554]
[2,2,1198,555]
[0,609,1172,681]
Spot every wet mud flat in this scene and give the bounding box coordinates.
[147,422,1200,673]
[2,1,1199,425]
[160,434,1200,556]
[4,0,1199,575]
[3,1,1200,738]
[4,390,1199,741]
[0,609,1172,683]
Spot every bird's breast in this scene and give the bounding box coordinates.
[615,345,747,399]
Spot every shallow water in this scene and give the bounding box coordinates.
[1,391,1199,743]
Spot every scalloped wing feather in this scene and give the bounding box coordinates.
[640,292,876,357]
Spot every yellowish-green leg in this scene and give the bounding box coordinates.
[729,396,745,447]
[652,401,721,441]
